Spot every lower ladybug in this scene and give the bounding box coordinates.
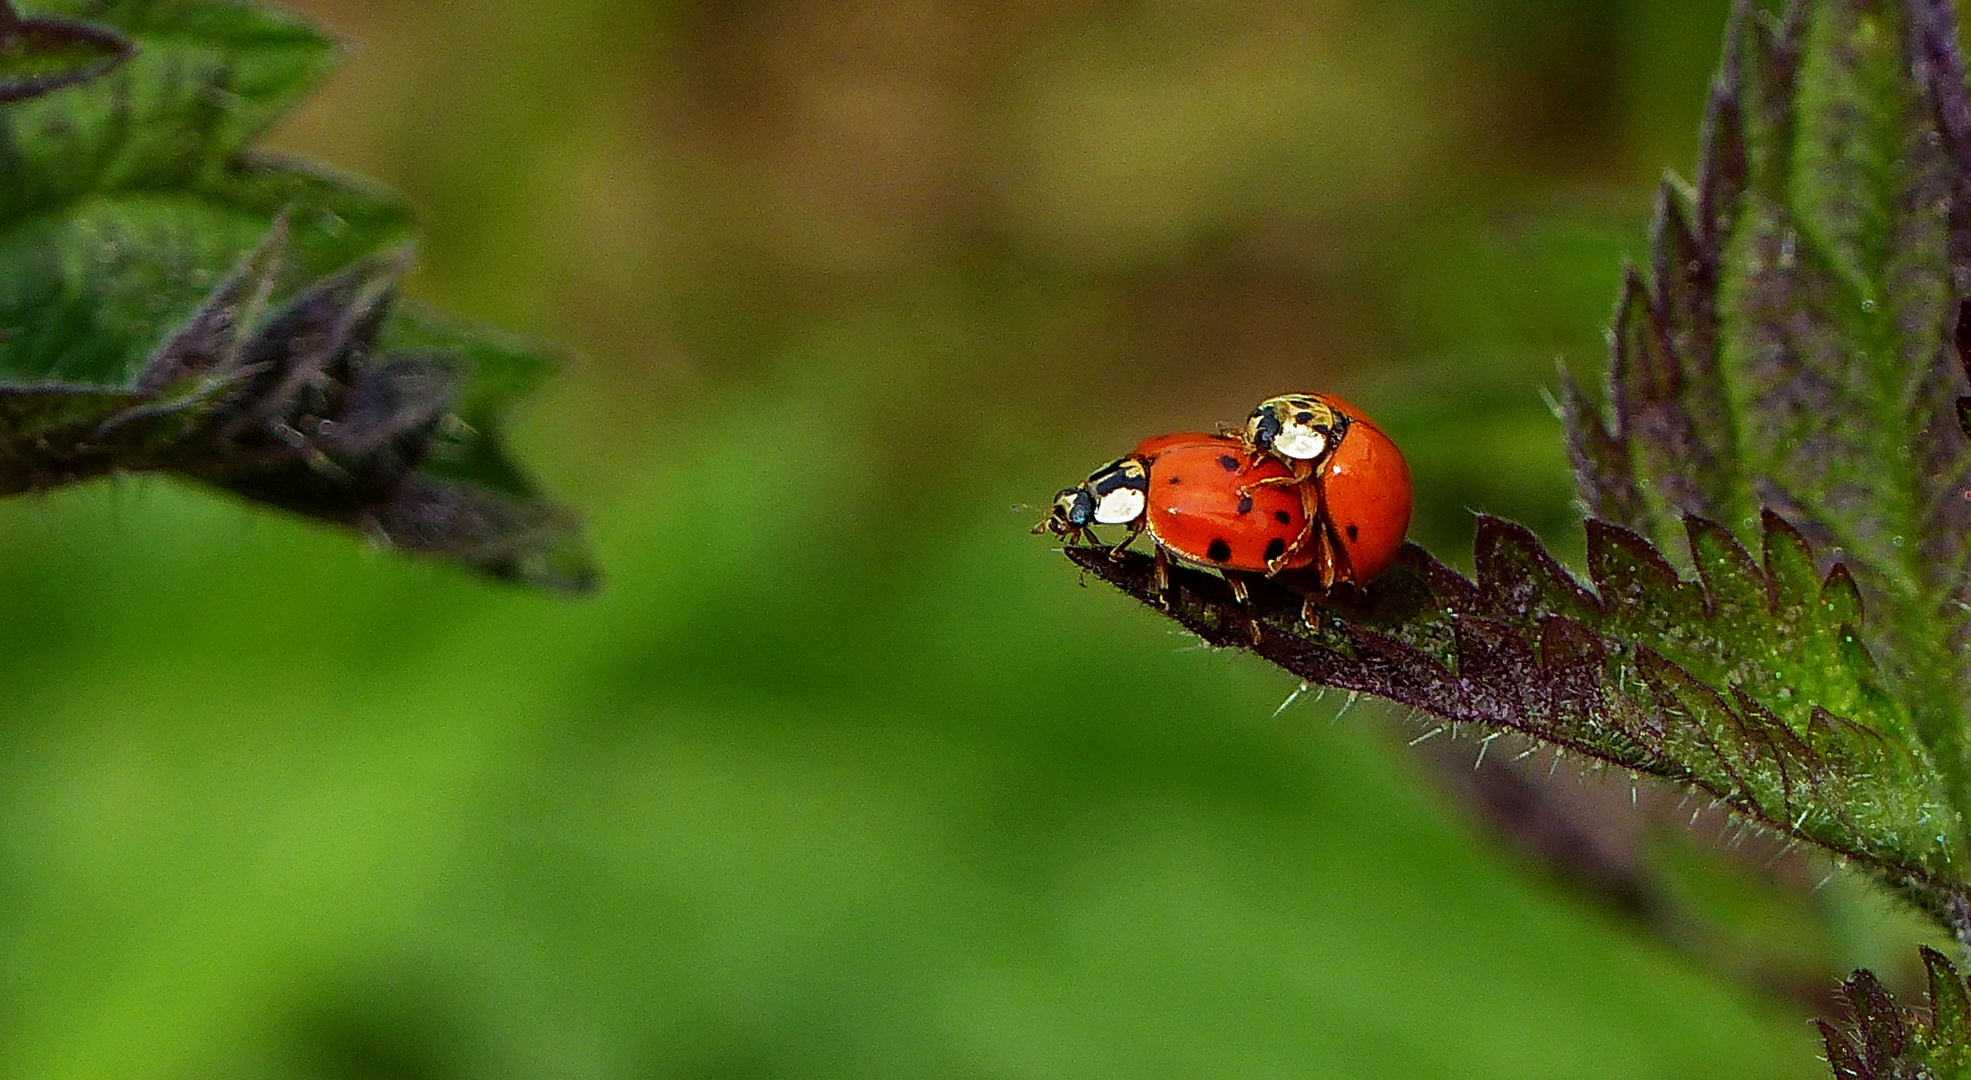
[1240,393,1410,586]
[1039,432,1311,607]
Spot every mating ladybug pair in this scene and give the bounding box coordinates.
[1039,394,1411,607]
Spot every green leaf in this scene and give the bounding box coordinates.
[0,0,591,589]
[1815,948,1971,1079]
[0,2,133,103]
[1568,0,1971,812]
[1066,519,1967,926]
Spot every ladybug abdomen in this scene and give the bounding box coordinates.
[1143,442,1308,571]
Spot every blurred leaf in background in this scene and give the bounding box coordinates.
[0,0,1893,1076]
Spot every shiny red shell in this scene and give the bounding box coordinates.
[1131,434,1312,573]
[1314,401,1410,585]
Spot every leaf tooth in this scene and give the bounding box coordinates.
[1609,264,1666,425]
[1648,196,1728,459]
[1559,371,1643,528]
[1687,515,1777,622]
[1586,520,1704,631]
[1473,516,1600,624]
[139,214,289,393]
[353,475,594,592]
[1760,508,1825,587]
[1817,1019,1871,1079]
[1739,4,1802,187]
[1922,947,1971,1045]
[1648,182,1722,387]
[1696,4,1750,245]
[1844,968,1909,1069]
[1821,562,1864,627]
[1610,264,1735,532]
[1394,542,1484,613]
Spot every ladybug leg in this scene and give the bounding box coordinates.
[1302,470,1355,588]
[1107,518,1146,561]
[1235,458,1314,500]
[1310,507,1340,589]
[1152,545,1174,607]
[1265,479,1325,575]
[1321,510,1357,586]
[1224,573,1264,644]
[1236,474,1299,494]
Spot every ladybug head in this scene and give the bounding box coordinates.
[1037,486,1095,537]
[1036,457,1148,541]
[1246,395,1347,463]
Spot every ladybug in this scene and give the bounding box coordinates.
[1240,393,1411,585]
[1038,454,1149,549]
[1040,432,1311,606]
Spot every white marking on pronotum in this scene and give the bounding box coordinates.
[1093,487,1145,525]
[1274,427,1328,461]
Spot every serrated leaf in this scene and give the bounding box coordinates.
[1064,515,1967,926]
[1567,0,1971,815]
[0,0,591,589]
[1811,948,1971,1079]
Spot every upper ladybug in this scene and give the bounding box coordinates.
[1239,393,1411,586]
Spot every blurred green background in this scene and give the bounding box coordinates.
[0,0,1875,1075]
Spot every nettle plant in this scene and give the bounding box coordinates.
[1066,0,1971,1071]
[0,0,589,589]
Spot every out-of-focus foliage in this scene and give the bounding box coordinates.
[0,0,590,588]
[0,0,1883,1077]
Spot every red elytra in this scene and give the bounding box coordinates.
[1313,402,1410,585]
[1130,433,1313,573]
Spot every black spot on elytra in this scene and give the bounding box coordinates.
[1263,537,1286,562]
[1236,495,1253,515]
[1345,524,1359,541]
[1217,455,1240,472]
[1205,537,1233,562]
[1274,510,1292,524]
[1166,475,1182,485]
